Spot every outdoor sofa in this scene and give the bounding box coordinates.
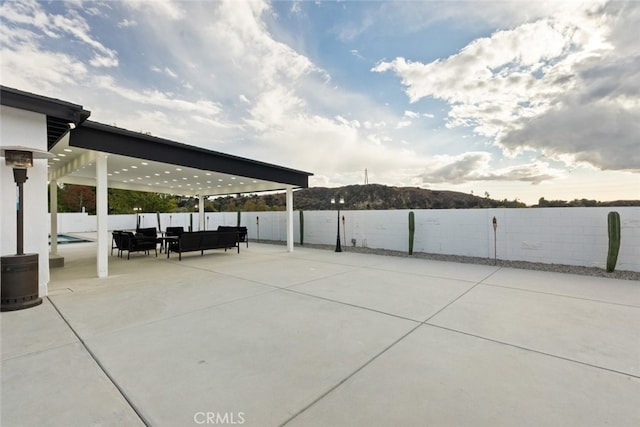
[167,230,240,260]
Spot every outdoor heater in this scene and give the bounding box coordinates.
[1,146,53,311]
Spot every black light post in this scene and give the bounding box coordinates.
[1,147,53,311]
[331,197,344,252]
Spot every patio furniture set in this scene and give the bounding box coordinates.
[111,226,248,260]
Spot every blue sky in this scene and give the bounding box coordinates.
[1,0,638,204]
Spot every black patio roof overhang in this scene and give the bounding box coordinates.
[68,121,312,190]
[2,86,311,195]
[1,86,91,147]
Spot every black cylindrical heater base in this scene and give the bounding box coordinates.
[1,254,42,312]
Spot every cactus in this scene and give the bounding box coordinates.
[408,211,415,255]
[606,211,621,272]
[299,210,304,245]
[237,210,241,226]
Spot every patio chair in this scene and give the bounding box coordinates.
[136,227,162,248]
[165,226,184,253]
[121,231,158,259]
[111,231,124,257]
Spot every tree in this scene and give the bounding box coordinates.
[60,184,96,213]
[108,189,178,214]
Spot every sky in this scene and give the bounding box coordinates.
[1,0,638,205]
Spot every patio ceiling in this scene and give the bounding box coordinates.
[48,121,312,197]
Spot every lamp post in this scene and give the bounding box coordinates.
[331,196,344,252]
[1,146,53,311]
[492,216,498,266]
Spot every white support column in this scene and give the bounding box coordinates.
[199,194,205,231]
[96,153,108,278]
[49,179,58,255]
[286,187,294,252]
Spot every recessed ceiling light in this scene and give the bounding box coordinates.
[114,171,120,174]
[122,168,128,171]
[154,173,160,176]
[176,168,182,171]
[131,165,138,169]
[53,158,61,161]
[108,173,113,176]
[205,173,211,176]
[182,177,187,180]
[145,176,150,178]
[218,178,223,182]
[58,153,66,157]
[231,177,236,180]
[172,179,177,182]
[63,148,73,152]
[193,175,198,178]
[141,162,148,165]
[252,180,257,183]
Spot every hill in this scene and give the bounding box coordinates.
[211,184,639,211]
[213,184,524,211]
[291,184,513,210]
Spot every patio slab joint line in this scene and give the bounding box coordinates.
[480,282,640,309]
[423,323,640,380]
[420,267,502,324]
[279,321,425,427]
[283,287,421,323]
[46,297,151,427]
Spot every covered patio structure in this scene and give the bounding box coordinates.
[48,120,312,278]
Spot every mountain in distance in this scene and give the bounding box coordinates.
[292,184,513,210]
[243,184,638,210]
[209,183,639,211]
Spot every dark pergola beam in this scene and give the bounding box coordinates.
[70,121,312,188]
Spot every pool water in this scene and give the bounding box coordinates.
[48,234,93,245]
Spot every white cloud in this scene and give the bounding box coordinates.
[125,0,185,20]
[117,19,137,28]
[1,0,118,68]
[373,2,638,172]
[418,152,562,185]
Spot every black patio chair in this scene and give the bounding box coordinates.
[165,226,184,253]
[121,231,158,259]
[111,231,124,257]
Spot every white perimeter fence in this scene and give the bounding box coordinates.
[50,207,640,272]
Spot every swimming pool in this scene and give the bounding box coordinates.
[48,234,93,245]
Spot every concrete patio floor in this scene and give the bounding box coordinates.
[2,240,639,426]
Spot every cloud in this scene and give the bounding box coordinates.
[373,1,639,172]
[418,152,561,185]
[1,0,118,68]
[117,19,137,28]
[125,0,185,20]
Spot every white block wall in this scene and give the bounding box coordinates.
[50,207,640,272]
